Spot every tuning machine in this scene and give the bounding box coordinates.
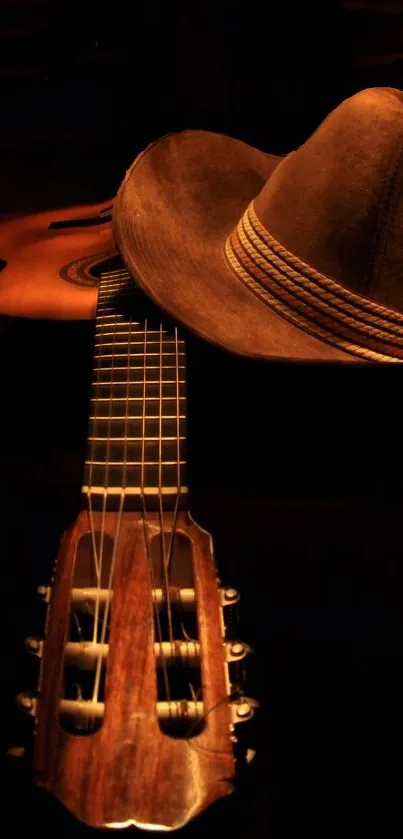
[36,584,51,603]
[220,583,259,767]
[14,582,51,738]
[221,587,240,607]
[16,692,37,718]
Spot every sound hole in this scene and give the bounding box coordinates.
[58,531,114,735]
[151,531,205,738]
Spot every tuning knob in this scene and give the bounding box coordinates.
[234,701,254,720]
[16,693,37,717]
[6,746,26,759]
[36,584,51,603]
[226,641,252,662]
[221,587,240,606]
[24,636,43,657]
[230,696,259,724]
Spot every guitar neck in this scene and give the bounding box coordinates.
[82,258,188,512]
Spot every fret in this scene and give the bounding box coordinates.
[91,380,184,388]
[92,356,184,370]
[97,297,133,305]
[99,271,130,275]
[96,310,132,318]
[97,286,133,294]
[94,340,185,349]
[88,441,183,461]
[82,485,188,499]
[93,351,185,360]
[97,290,132,300]
[90,383,183,401]
[89,401,184,419]
[91,396,185,403]
[97,296,131,303]
[101,278,131,284]
[89,415,186,424]
[97,293,134,300]
[97,278,131,286]
[94,330,176,339]
[85,460,186,467]
[95,314,129,322]
[88,437,186,444]
[92,367,184,383]
[99,278,124,283]
[97,270,125,275]
[88,418,185,438]
[88,439,182,460]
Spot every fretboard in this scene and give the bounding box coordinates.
[82,257,188,511]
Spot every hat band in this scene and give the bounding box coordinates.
[225,202,403,362]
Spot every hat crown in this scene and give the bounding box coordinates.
[254,87,403,312]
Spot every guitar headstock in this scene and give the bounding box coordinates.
[15,510,258,831]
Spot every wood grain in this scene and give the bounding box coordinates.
[34,510,235,830]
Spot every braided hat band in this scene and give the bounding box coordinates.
[225,202,403,363]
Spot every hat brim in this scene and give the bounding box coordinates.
[113,130,354,362]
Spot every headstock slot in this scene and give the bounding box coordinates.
[150,529,205,738]
[58,530,114,736]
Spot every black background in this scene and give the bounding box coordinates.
[1,2,403,836]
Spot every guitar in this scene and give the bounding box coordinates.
[13,221,256,830]
[0,198,113,320]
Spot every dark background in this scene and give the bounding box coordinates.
[1,1,403,836]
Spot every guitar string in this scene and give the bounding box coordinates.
[92,491,125,705]
[90,293,118,643]
[139,318,172,704]
[94,306,118,633]
[165,327,181,591]
[122,313,133,495]
[185,689,243,755]
[158,322,175,656]
[163,328,182,701]
[169,326,186,713]
[87,282,108,625]
[92,268,140,704]
[85,281,108,728]
[84,269,123,706]
[92,295,120,705]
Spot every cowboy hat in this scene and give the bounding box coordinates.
[112,87,403,363]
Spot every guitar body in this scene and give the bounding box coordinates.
[0,198,113,319]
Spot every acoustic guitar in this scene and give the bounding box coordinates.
[0,198,113,320]
[8,202,257,830]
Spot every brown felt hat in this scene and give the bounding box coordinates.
[113,87,403,363]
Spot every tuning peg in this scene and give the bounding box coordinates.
[36,584,51,603]
[226,641,252,663]
[16,693,37,717]
[6,746,26,759]
[230,696,259,724]
[220,587,240,606]
[24,636,43,657]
